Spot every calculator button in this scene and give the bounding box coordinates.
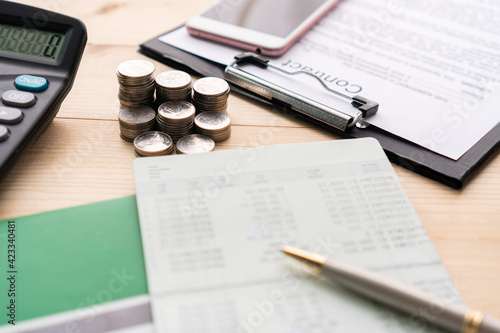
[2,90,36,108]
[0,126,9,141]
[14,75,48,92]
[0,107,23,124]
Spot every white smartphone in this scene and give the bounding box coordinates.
[186,0,341,57]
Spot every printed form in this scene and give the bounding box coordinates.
[134,139,460,332]
[160,0,500,160]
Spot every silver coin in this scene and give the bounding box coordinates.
[119,119,156,129]
[195,131,231,142]
[117,60,156,107]
[118,105,156,140]
[192,92,227,101]
[134,131,173,156]
[120,128,155,137]
[156,91,191,105]
[119,100,154,109]
[194,111,231,130]
[117,60,155,78]
[120,126,154,134]
[118,106,156,125]
[176,134,215,154]
[156,101,196,140]
[158,101,196,120]
[194,111,231,142]
[193,100,228,109]
[120,132,134,142]
[193,77,230,97]
[118,76,155,85]
[193,103,228,114]
[156,71,192,89]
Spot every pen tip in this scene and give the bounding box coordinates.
[281,246,327,267]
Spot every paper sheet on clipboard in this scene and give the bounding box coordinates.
[159,0,500,161]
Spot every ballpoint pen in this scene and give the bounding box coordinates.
[282,246,500,333]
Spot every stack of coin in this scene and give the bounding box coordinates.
[155,70,192,105]
[176,134,215,154]
[116,59,155,107]
[118,105,156,141]
[194,111,231,142]
[192,77,230,114]
[133,131,174,157]
[157,101,196,141]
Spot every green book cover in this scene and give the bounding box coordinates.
[0,196,148,326]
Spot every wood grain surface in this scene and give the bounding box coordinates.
[4,0,500,318]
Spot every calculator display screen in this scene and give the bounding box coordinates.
[0,23,66,60]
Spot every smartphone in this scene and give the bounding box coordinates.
[186,0,341,57]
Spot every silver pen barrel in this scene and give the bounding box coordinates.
[324,258,466,331]
[322,258,500,333]
[282,246,500,333]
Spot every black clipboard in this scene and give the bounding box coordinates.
[139,27,500,189]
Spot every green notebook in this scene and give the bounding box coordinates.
[0,196,148,325]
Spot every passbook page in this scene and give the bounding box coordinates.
[160,0,500,160]
[134,139,460,332]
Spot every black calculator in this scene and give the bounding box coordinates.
[0,2,87,181]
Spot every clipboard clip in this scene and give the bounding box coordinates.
[225,52,379,131]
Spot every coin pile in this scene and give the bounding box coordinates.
[155,70,193,105]
[176,134,215,154]
[118,105,156,141]
[194,111,231,142]
[116,59,155,107]
[115,60,235,155]
[157,101,196,141]
[133,131,174,157]
[192,77,230,114]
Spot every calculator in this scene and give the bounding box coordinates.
[0,2,87,181]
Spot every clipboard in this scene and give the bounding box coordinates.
[139,27,500,189]
[224,52,379,132]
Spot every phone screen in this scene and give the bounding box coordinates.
[201,0,329,38]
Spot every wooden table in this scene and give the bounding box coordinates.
[3,0,500,319]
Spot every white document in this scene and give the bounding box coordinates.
[160,0,500,160]
[134,138,461,332]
